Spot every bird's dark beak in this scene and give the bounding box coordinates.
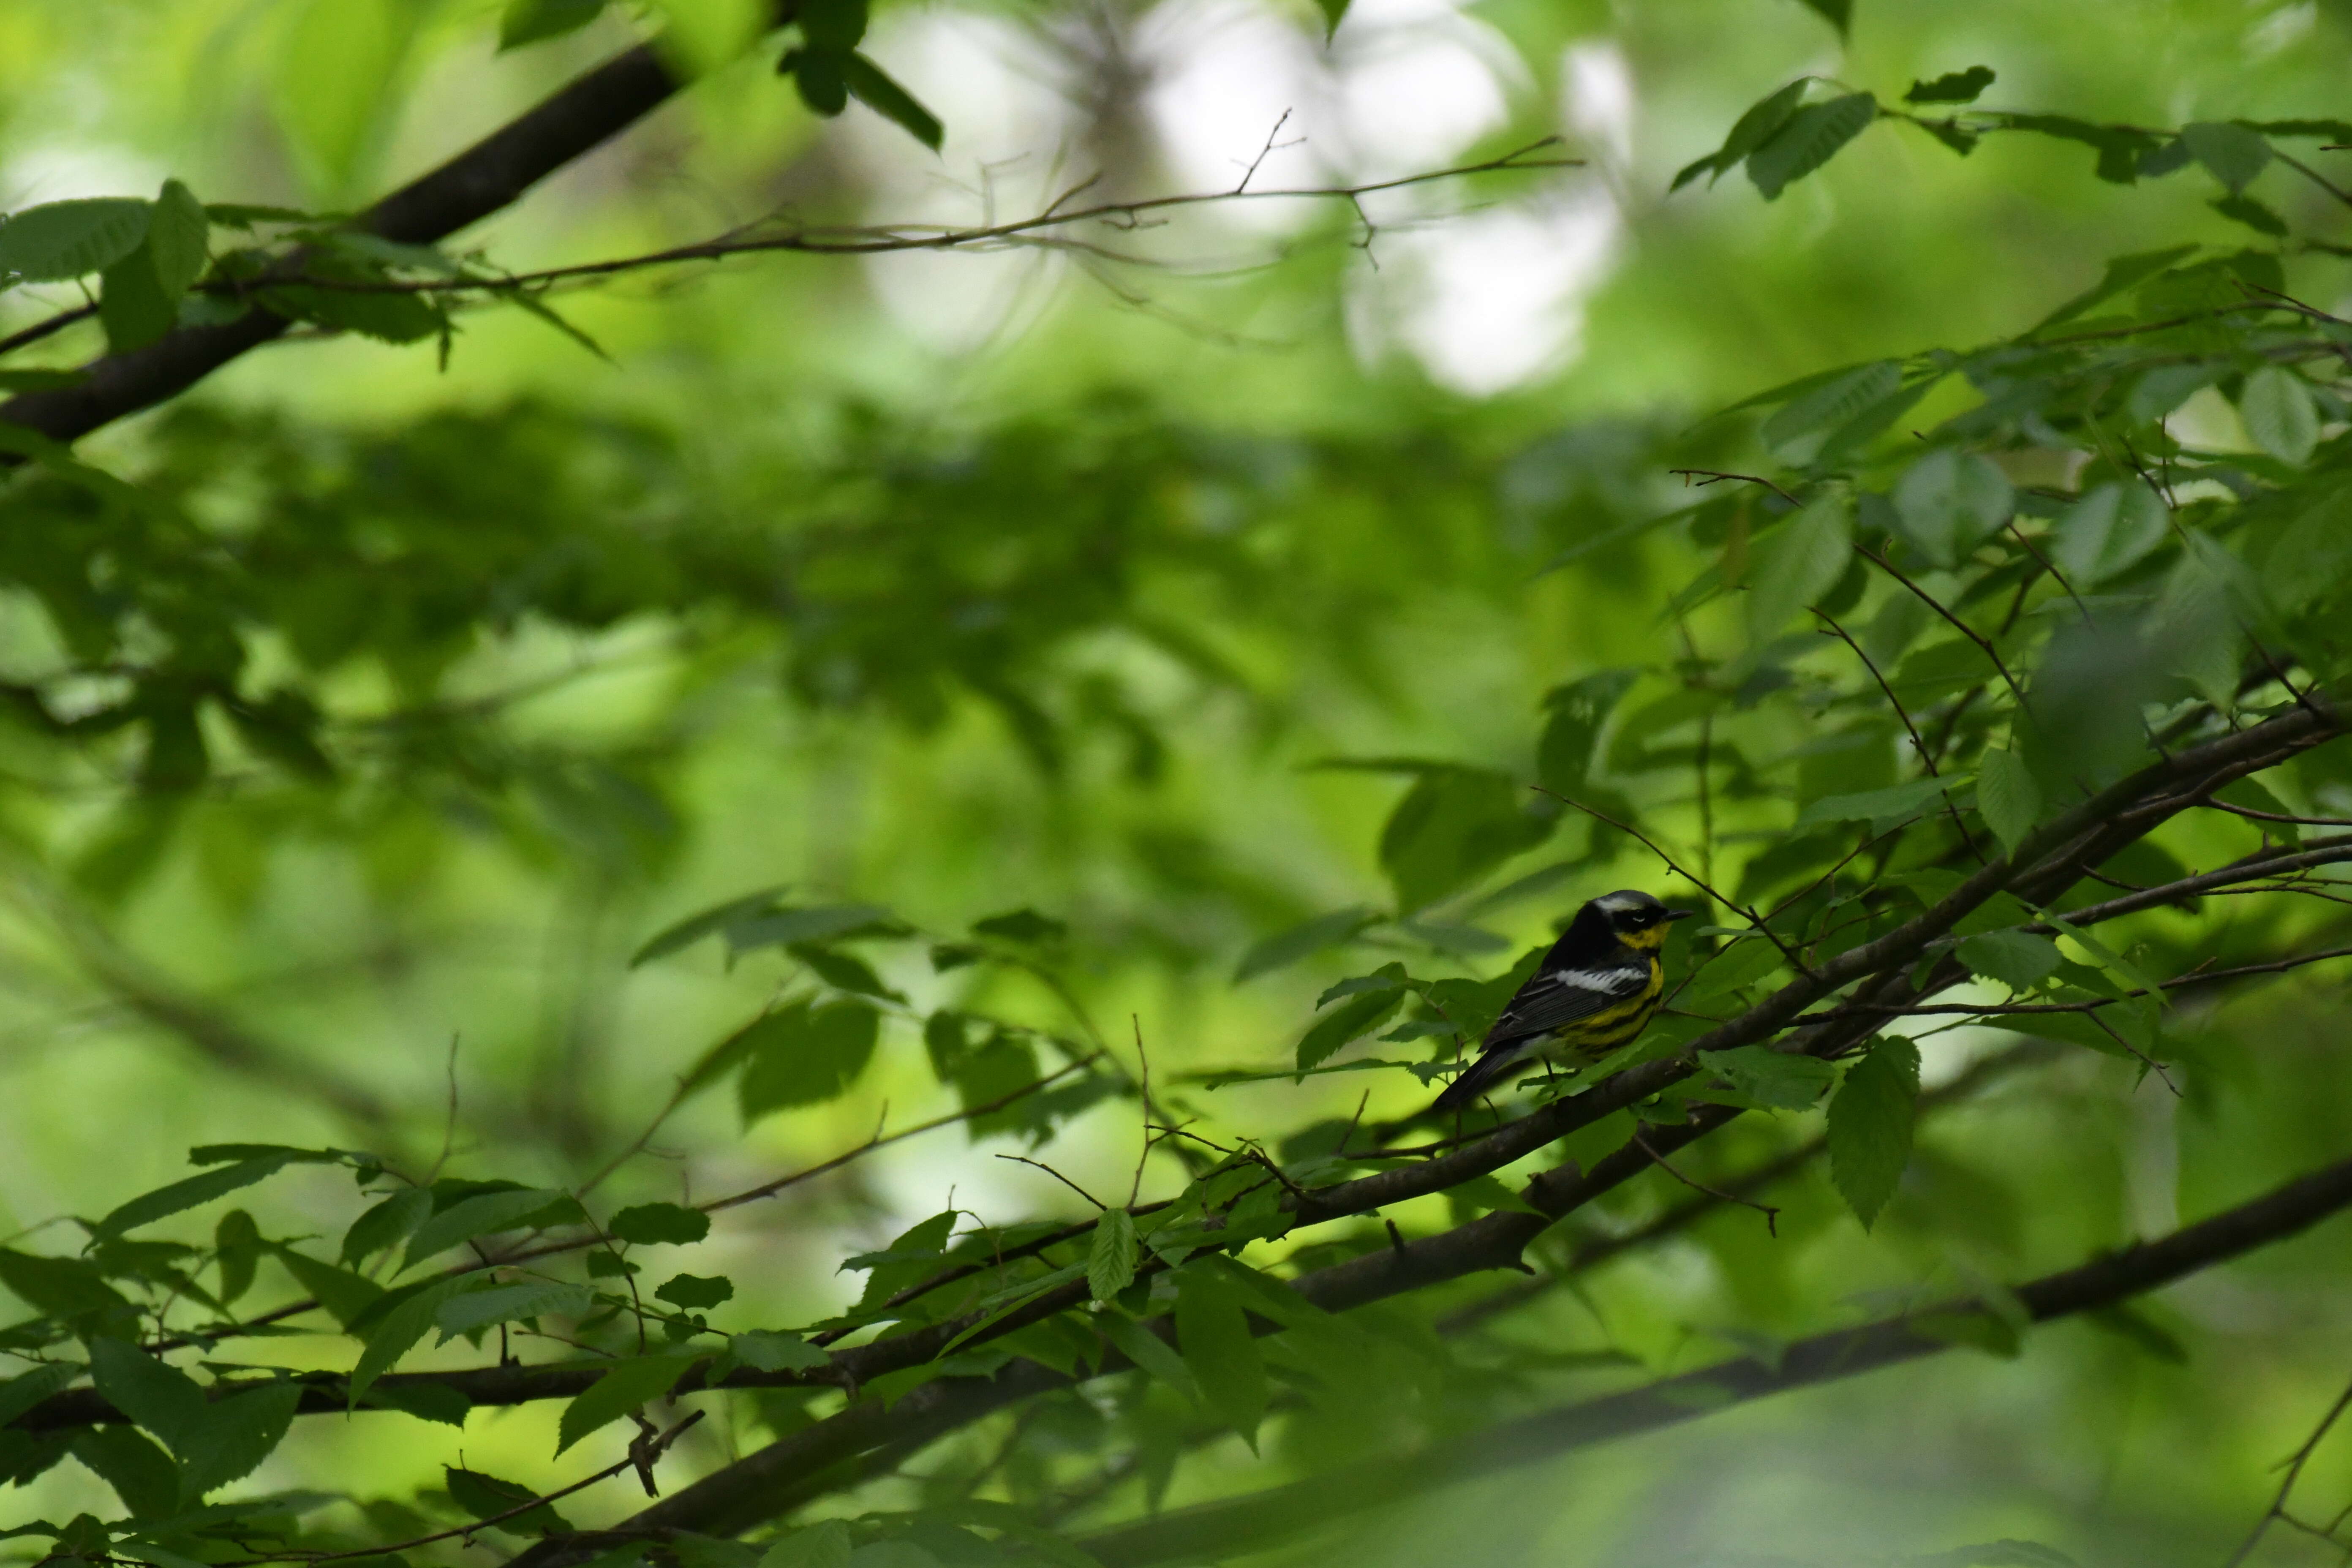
[1664,908,1697,922]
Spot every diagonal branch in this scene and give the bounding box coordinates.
[1074,1151,2352,1567]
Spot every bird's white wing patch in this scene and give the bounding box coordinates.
[1541,964,1649,995]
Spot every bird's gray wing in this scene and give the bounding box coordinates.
[1481,960,1652,1047]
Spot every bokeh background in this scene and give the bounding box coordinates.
[4,1,2352,1563]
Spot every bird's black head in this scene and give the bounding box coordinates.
[1588,889,1693,951]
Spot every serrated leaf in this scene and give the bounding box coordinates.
[341,1188,433,1266]
[272,1247,385,1329]
[2180,120,2270,193]
[2050,484,2170,587]
[2240,366,2319,466]
[1796,775,1956,831]
[1098,1313,1202,1405]
[148,179,208,299]
[433,1281,594,1343]
[1694,1046,1837,1110]
[629,886,787,966]
[608,1203,711,1247]
[1685,938,1784,1000]
[1671,78,1808,191]
[1747,492,1853,638]
[1827,1038,1919,1228]
[655,1272,733,1309]
[1088,1209,1138,1302]
[0,198,152,280]
[89,1339,204,1453]
[401,1188,572,1273]
[555,1354,699,1455]
[736,1001,881,1122]
[348,1279,485,1405]
[177,1383,300,1500]
[1175,1266,1264,1449]
[445,1467,570,1536]
[1957,929,2062,991]
[732,1330,829,1372]
[94,1155,297,1239]
[1748,92,1877,200]
[0,1362,78,1428]
[1296,986,1406,1072]
[1761,360,1900,453]
[1975,748,2041,852]
[1233,906,1379,983]
[1905,66,1994,106]
[1893,449,2013,566]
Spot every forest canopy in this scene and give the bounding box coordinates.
[3,2,2352,1566]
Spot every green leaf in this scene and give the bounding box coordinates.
[433,1281,594,1344]
[1905,66,1994,106]
[971,907,1067,943]
[629,886,787,966]
[71,1426,177,1520]
[1311,0,1349,38]
[736,1000,881,1122]
[0,1250,131,1319]
[365,1379,473,1426]
[1377,766,1552,913]
[1176,1265,1265,1448]
[2263,482,2352,612]
[1097,1313,1202,1404]
[1957,930,2062,991]
[89,1339,204,1453]
[1974,748,2040,852]
[729,904,900,953]
[1761,360,1900,452]
[784,46,849,116]
[655,1272,733,1310]
[1089,1209,1138,1303]
[341,1188,433,1266]
[1893,449,2014,566]
[177,1383,299,1501]
[1794,0,1849,34]
[500,0,607,49]
[99,241,179,351]
[839,52,942,150]
[2179,120,2271,193]
[0,198,152,280]
[1795,775,1955,831]
[1233,906,1379,983]
[445,1466,571,1537]
[1684,938,1784,1001]
[1536,668,1640,792]
[2049,484,2169,588]
[1674,79,1809,191]
[1448,1173,1546,1217]
[214,1209,261,1306]
[272,1247,385,1329]
[0,1363,78,1429]
[95,1155,297,1239]
[1747,493,1853,639]
[1827,1037,1919,1228]
[609,1203,711,1247]
[732,1330,829,1372]
[1747,93,1877,200]
[1694,1046,1837,1110]
[2210,193,2288,237]
[759,1520,854,1568]
[2028,245,2199,334]
[348,1279,485,1405]
[555,1354,700,1455]
[1297,985,1407,1072]
[401,1188,572,1273]
[265,281,445,343]
[2240,367,2319,466]
[147,179,208,299]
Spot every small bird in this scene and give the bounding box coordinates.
[1432,889,1693,1113]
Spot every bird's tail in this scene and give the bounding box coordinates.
[1432,1042,1526,1113]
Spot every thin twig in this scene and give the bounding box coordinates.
[2225,1373,2352,1568]
[1854,545,2031,710]
[996,1154,1108,1210]
[1631,1129,1780,1237]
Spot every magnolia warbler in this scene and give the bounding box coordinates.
[1432,889,1693,1113]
